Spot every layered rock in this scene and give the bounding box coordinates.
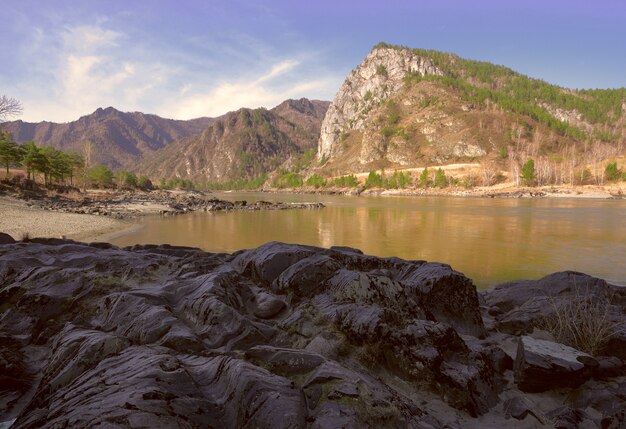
[0,240,624,428]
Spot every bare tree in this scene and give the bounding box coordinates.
[480,160,498,186]
[0,95,23,122]
[82,140,93,192]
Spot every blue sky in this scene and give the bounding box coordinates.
[1,0,625,122]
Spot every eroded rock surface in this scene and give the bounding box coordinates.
[0,240,624,428]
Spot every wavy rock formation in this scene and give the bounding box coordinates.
[0,240,624,428]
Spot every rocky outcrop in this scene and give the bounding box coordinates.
[482,271,626,358]
[318,45,442,160]
[26,191,325,219]
[0,240,624,428]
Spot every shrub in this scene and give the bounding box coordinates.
[273,172,303,188]
[305,173,326,188]
[434,168,447,188]
[137,176,153,190]
[520,159,536,186]
[88,165,114,188]
[387,171,411,189]
[604,162,620,181]
[538,287,625,356]
[376,65,388,77]
[365,170,384,188]
[419,167,429,188]
[333,175,359,187]
[388,111,400,125]
[498,146,508,159]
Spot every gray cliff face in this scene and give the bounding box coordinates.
[318,46,442,160]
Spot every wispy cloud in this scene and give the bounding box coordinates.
[5,12,342,122]
[168,60,337,119]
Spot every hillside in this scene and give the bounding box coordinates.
[315,43,626,183]
[138,99,329,182]
[1,107,213,169]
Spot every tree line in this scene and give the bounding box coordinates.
[0,132,153,190]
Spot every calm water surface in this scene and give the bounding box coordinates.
[111,192,626,288]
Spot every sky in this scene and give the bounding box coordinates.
[1,0,626,123]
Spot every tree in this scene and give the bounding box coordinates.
[0,131,21,175]
[88,165,114,188]
[21,141,45,181]
[137,175,153,190]
[66,151,84,186]
[419,167,429,188]
[0,95,23,122]
[82,140,93,191]
[365,170,384,188]
[605,162,620,181]
[521,159,536,186]
[434,168,448,188]
[116,171,138,189]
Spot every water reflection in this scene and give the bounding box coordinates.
[111,193,626,288]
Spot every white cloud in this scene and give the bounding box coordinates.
[168,60,337,119]
[12,22,341,122]
[62,25,121,51]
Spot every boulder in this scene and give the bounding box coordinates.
[0,232,15,244]
[514,336,598,392]
[399,262,486,337]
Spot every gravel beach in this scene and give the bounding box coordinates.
[0,196,132,242]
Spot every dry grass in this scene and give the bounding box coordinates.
[538,285,625,356]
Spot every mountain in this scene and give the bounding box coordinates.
[1,107,213,169]
[316,43,626,174]
[138,99,329,182]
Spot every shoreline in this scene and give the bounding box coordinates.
[0,196,135,242]
[260,181,626,199]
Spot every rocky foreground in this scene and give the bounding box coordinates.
[0,237,624,428]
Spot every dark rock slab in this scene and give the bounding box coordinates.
[2,240,624,428]
[514,336,598,392]
[399,262,486,337]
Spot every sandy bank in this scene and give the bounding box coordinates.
[0,196,134,242]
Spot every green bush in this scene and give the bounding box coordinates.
[273,172,303,188]
[365,170,384,188]
[521,159,536,186]
[137,176,153,190]
[376,65,388,77]
[88,165,114,188]
[419,167,429,188]
[333,175,358,187]
[498,146,508,159]
[387,171,411,189]
[305,173,326,188]
[116,171,138,189]
[605,162,620,181]
[434,168,448,188]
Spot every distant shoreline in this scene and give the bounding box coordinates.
[261,182,626,200]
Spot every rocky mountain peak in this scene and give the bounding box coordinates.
[317,44,443,159]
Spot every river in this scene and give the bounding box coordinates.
[110,192,626,288]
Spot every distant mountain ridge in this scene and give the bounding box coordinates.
[137,98,330,182]
[1,107,214,169]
